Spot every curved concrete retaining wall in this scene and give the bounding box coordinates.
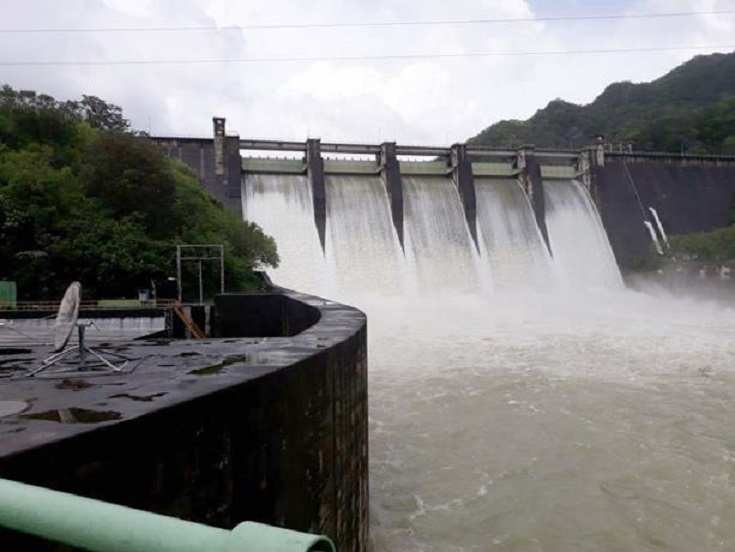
[0,290,368,552]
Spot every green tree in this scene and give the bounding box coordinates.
[81,132,177,240]
[0,86,278,300]
[669,226,735,263]
[79,95,130,132]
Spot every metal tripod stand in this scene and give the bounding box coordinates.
[26,322,129,378]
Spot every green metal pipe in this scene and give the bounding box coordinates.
[0,478,334,552]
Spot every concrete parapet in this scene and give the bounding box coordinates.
[607,151,735,165]
[397,160,449,175]
[213,293,320,338]
[242,158,306,174]
[322,160,379,175]
[471,162,514,177]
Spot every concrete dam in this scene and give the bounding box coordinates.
[155,118,735,281]
[156,122,735,550]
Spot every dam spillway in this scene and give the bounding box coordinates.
[401,175,482,294]
[325,175,404,295]
[242,148,622,297]
[240,144,735,551]
[543,179,623,291]
[474,178,551,290]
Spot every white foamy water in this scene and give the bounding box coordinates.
[403,177,480,294]
[243,174,328,295]
[475,179,553,289]
[243,173,735,550]
[644,220,664,255]
[649,207,670,247]
[325,176,404,296]
[544,180,624,291]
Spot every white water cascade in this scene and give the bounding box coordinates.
[644,220,665,255]
[244,174,327,296]
[474,178,552,290]
[402,177,481,294]
[245,175,619,295]
[325,176,404,296]
[649,206,670,248]
[543,179,624,290]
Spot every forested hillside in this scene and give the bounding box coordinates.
[0,86,278,300]
[468,51,735,154]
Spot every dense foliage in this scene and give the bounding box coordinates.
[668,226,735,264]
[0,85,277,300]
[469,51,735,153]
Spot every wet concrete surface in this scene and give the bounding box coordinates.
[0,291,366,459]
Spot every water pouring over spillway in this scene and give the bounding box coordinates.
[543,179,623,291]
[475,178,551,290]
[243,155,735,550]
[245,174,620,296]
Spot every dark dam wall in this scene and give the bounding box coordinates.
[592,154,735,269]
[590,160,653,269]
[0,290,368,552]
[626,161,735,233]
[152,117,242,214]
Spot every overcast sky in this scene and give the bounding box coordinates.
[1,0,734,144]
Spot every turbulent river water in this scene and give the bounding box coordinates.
[366,291,735,551]
[244,173,735,551]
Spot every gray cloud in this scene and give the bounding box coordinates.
[0,0,733,143]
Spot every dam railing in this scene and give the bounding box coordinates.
[1,299,177,312]
[0,478,335,552]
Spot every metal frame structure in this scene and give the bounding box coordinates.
[175,244,225,304]
[26,322,129,378]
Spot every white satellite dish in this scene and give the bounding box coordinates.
[26,282,129,377]
[53,281,81,352]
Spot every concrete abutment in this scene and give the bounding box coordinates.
[0,291,368,552]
